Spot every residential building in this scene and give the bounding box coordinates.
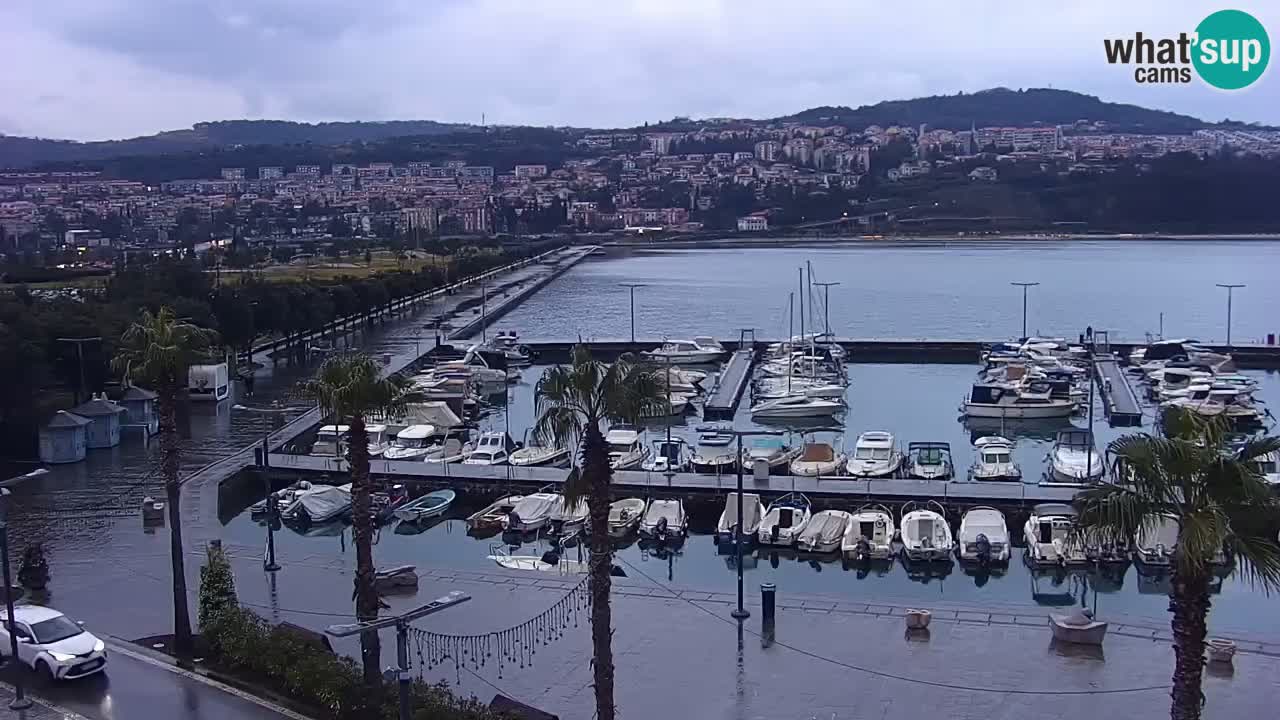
[220,168,246,181]
[258,167,284,180]
[737,215,768,232]
[514,164,548,179]
[754,140,781,162]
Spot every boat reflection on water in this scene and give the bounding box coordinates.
[901,554,954,584]
[841,555,895,580]
[963,416,1077,443]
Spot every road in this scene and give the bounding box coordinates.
[0,641,304,720]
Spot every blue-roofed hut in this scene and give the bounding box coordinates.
[119,385,158,436]
[71,395,127,449]
[38,411,90,464]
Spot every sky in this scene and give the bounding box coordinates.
[1,1,1277,141]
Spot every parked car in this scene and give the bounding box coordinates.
[0,605,107,680]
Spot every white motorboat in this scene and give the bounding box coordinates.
[754,377,847,401]
[436,345,514,385]
[1253,451,1280,486]
[639,499,687,540]
[502,492,559,532]
[1045,429,1105,486]
[393,489,456,523]
[956,506,1011,563]
[906,441,952,481]
[509,440,570,468]
[607,498,647,537]
[842,505,896,561]
[656,367,707,395]
[740,437,802,472]
[311,424,349,457]
[696,425,734,446]
[789,442,846,477]
[382,424,439,460]
[757,492,812,546]
[969,436,1022,482]
[466,495,523,530]
[899,501,954,562]
[691,444,738,474]
[1133,514,1179,567]
[421,436,474,464]
[716,492,764,544]
[462,432,515,466]
[796,510,852,553]
[1023,503,1088,566]
[644,337,726,364]
[750,395,843,420]
[281,484,352,524]
[605,426,649,470]
[548,495,589,534]
[488,551,588,575]
[641,438,689,473]
[846,431,903,478]
[364,424,391,457]
[962,382,1076,419]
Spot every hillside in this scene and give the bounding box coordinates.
[775,88,1212,133]
[0,119,468,168]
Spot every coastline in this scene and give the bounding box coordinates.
[606,231,1280,247]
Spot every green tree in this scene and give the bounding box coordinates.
[300,354,411,686]
[198,542,238,655]
[531,346,664,720]
[1075,408,1280,720]
[112,307,219,659]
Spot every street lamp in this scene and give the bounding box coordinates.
[326,591,470,720]
[1215,283,1245,347]
[727,429,784,620]
[1010,282,1039,340]
[619,283,645,344]
[233,402,310,571]
[0,469,49,710]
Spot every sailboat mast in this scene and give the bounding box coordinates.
[798,267,805,342]
[787,292,794,393]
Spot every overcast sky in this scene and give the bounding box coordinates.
[1,1,1276,141]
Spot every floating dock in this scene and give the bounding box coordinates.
[702,349,756,420]
[1093,354,1143,427]
[265,453,1081,506]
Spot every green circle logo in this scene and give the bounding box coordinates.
[1193,10,1270,90]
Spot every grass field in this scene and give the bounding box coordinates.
[219,251,451,284]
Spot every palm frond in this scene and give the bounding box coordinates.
[562,465,586,513]
[300,353,410,424]
[1075,480,1166,546]
[1225,533,1280,591]
[112,306,219,386]
[533,406,584,456]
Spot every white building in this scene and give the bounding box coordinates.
[737,215,769,232]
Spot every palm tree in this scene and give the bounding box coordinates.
[301,353,410,685]
[113,307,218,660]
[1075,407,1280,720]
[532,345,664,720]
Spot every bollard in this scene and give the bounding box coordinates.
[761,582,776,622]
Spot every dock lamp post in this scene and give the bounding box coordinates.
[233,402,311,571]
[728,429,784,620]
[1010,282,1039,340]
[325,591,471,720]
[619,283,645,344]
[1,469,49,710]
[1215,283,1245,347]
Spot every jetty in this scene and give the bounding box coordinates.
[1093,353,1143,426]
[702,335,757,420]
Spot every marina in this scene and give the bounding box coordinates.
[1094,352,1144,426]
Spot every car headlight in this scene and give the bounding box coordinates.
[49,651,76,662]
[94,640,105,653]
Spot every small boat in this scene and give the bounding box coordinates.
[846,431,903,478]
[956,506,1011,564]
[421,436,474,464]
[644,337,726,364]
[639,499,687,541]
[842,505,896,561]
[509,432,570,467]
[1023,503,1088,566]
[1049,609,1108,646]
[962,382,1077,419]
[251,480,312,517]
[607,498,647,537]
[969,437,1022,482]
[789,442,845,477]
[642,392,692,418]
[282,484,352,524]
[393,489,456,523]
[549,496,589,535]
[488,545,589,574]
[907,441,953,481]
[1045,429,1105,486]
[466,495,524,530]
[462,431,515,466]
[382,424,439,460]
[740,437,802,473]
[605,426,649,470]
[310,424,350,457]
[796,510,852,553]
[691,443,738,474]
[372,484,410,524]
[716,492,765,545]
[641,438,689,473]
[502,492,559,532]
[1133,514,1179,567]
[750,395,843,420]
[1253,451,1280,486]
[899,501,953,562]
[364,424,391,457]
[757,492,812,547]
[697,429,734,446]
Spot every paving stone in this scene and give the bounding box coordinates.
[956,611,990,623]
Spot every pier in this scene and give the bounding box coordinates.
[702,345,756,420]
[263,452,1081,506]
[1094,353,1143,427]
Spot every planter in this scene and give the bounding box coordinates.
[1207,638,1237,664]
[905,609,932,630]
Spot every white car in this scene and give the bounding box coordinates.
[0,605,107,680]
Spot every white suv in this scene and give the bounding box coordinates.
[0,605,107,680]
